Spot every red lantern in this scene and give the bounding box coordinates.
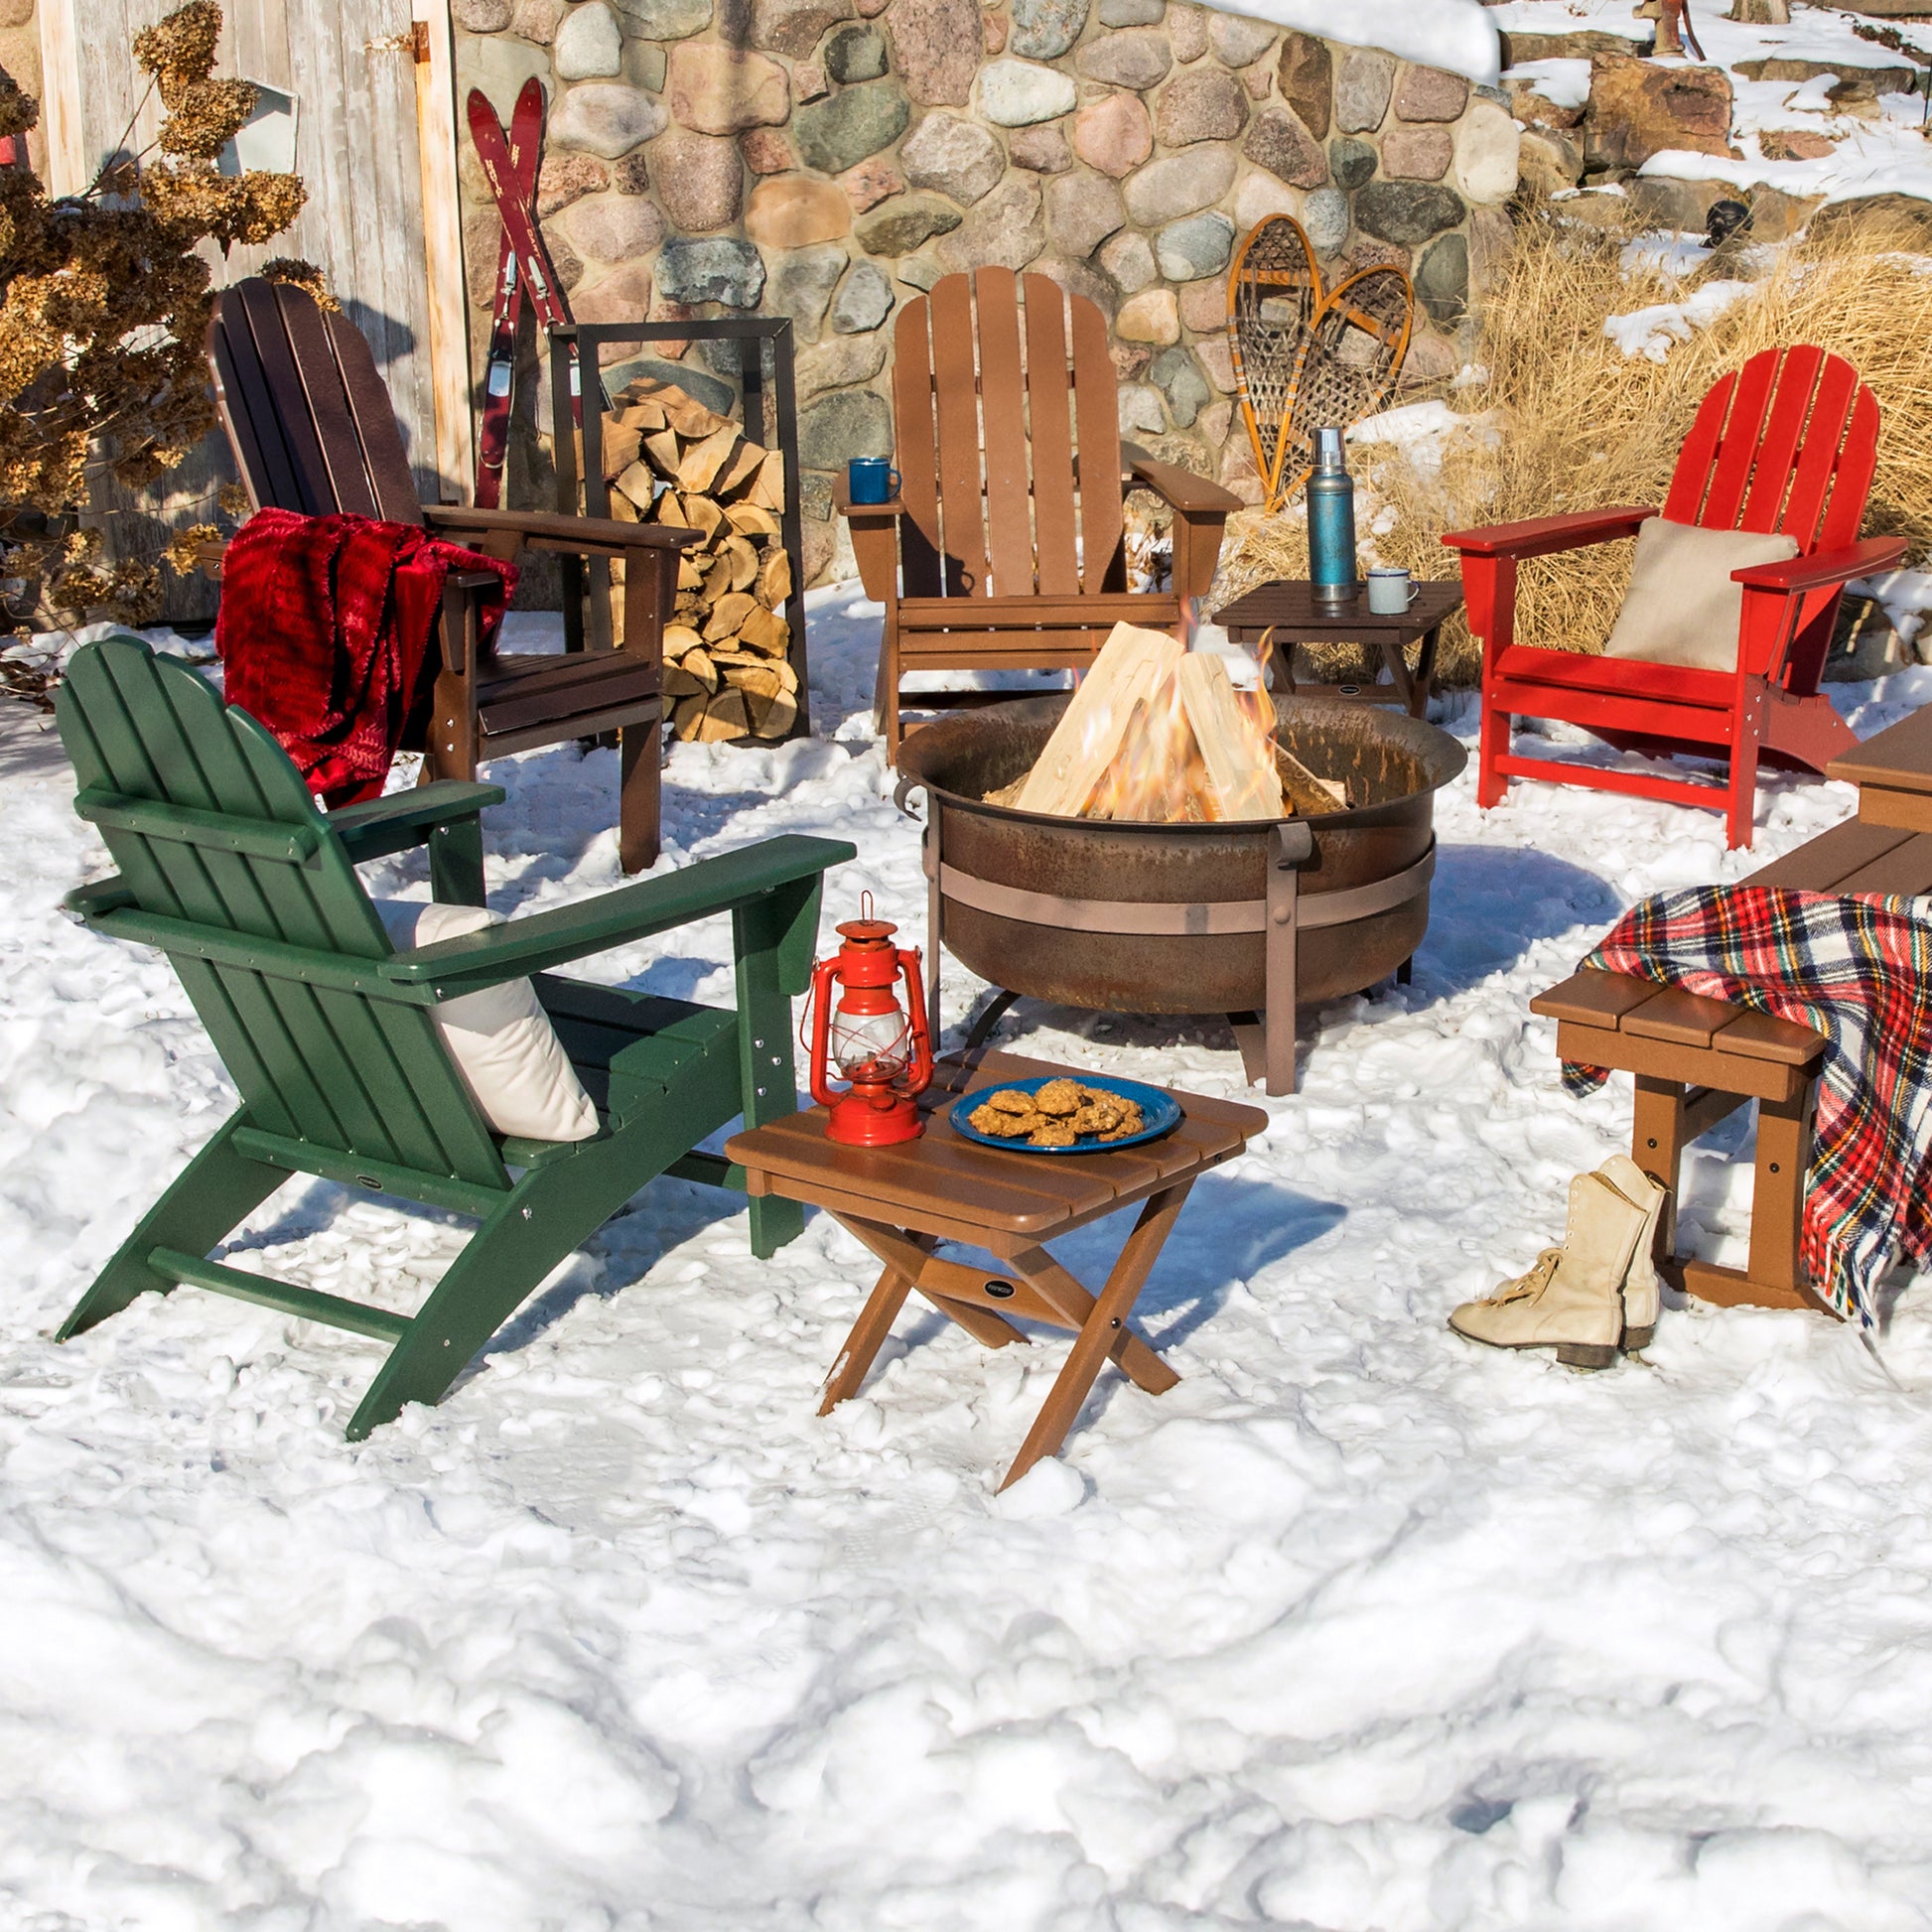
[805,896,933,1146]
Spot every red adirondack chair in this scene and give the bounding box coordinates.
[1442,345,1908,848]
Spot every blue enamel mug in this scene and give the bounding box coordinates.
[848,456,900,504]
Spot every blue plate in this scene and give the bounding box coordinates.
[948,1073,1181,1155]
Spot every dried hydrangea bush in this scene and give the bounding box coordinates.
[0,0,312,659]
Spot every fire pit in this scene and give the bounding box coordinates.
[895,692,1466,1094]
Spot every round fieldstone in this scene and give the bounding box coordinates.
[1453,100,1521,206]
[550,83,666,159]
[825,22,889,80]
[1101,0,1163,21]
[1118,382,1166,434]
[572,259,655,327]
[1157,67,1245,146]
[1098,228,1158,293]
[740,129,793,174]
[833,259,896,331]
[1244,105,1325,188]
[766,242,849,341]
[649,130,745,231]
[799,388,894,466]
[1150,345,1209,428]
[745,176,853,247]
[797,332,888,400]
[1076,31,1171,90]
[792,60,830,101]
[512,0,569,38]
[1011,0,1087,59]
[1009,122,1073,172]
[554,2,622,79]
[1154,210,1233,280]
[979,57,1078,125]
[565,193,667,262]
[935,173,1045,272]
[657,236,767,307]
[1207,12,1275,69]
[755,0,857,54]
[891,0,981,105]
[1334,46,1395,134]
[900,110,1006,205]
[1122,146,1235,225]
[537,151,609,217]
[1302,185,1347,252]
[795,81,912,172]
[1329,138,1376,191]
[1073,93,1153,179]
[841,156,903,210]
[1176,276,1222,332]
[1381,125,1451,182]
[857,193,963,253]
[612,0,711,35]
[454,0,513,27]
[1415,231,1468,326]
[1233,167,1302,231]
[1169,3,1207,61]
[1394,65,1468,123]
[898,257,943,290]
[1276,33,1330,139]
[1117,287,1179,345]
[1045,170,1126,258]
[1352,180,1463,245]
[666,46,789,134]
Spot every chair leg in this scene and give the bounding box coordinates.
[618,717,661,875]
[1476,689,1509,809]
[874,612,900,755]
[58,1114,286,1340]
[1726,709,1762,851]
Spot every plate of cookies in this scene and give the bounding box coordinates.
[950,1074,1180,1155]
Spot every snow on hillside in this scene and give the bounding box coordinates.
[1225,0,1501,83]
[10,595,1932,1923]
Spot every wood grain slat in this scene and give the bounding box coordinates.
[1529,968,1660,1029]
[1742,816,1911,890]
[1833,836,1932,897]
[1708,1006,1828,1067]
[275,284,382,521]
[1738,345,1827,537]
[1682,350,1780,529]
[1824,387,1881,552]
[1067,290,1123,594]
[1621,984,1750,1047]
[975,267,1035,600]
[1024,275,1081,597]
[1827,707,1932,797]
[930,273,989,599]
[1766,352,1855,549]
[892,292,947,600]
[1554,1021,1810,1103]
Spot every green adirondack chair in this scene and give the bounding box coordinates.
[56,635,853,1438]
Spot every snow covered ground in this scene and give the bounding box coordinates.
[10,592,1932,1927]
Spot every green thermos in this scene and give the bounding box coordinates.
[1308,426,1358,608]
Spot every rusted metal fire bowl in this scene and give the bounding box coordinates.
[896,694,1466,1088]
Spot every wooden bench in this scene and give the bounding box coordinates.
[1533,709,1932,1314]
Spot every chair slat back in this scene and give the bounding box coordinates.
[208,279,424,525]
[891,270,1127,600]
[58,639,504,1187]
[1664,345,1878,557]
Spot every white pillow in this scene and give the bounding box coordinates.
[1600,515,1802,672]
[372,899,599,1143]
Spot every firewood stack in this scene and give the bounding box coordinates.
[594,373,798,743]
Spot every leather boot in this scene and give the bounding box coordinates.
[1597,1155,1668,1350]
[1449,1172,1649,1369]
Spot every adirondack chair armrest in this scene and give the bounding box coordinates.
[65,874,136,921]
[1121,446,1243,516]
[378,834,856,991]
[422,503,702,557]
[329,780,506,866]
[1730,536,1910,596]
[1441,507,1659,561]
[833,481,905,606]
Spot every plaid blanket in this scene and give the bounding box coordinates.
[1567,886,1932,1327]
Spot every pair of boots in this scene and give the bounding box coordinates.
[1449,1156,1667,1369]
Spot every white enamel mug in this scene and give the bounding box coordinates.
[1366,567,1421,616]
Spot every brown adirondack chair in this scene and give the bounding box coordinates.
[839,267,1243,752]
[207,278,696,873]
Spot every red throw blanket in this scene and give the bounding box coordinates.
[214,507,517,805]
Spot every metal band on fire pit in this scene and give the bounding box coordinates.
[935,842,1436,936]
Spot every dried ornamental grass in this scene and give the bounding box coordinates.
[1214,205,1932,687]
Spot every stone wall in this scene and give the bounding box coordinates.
[452,0,1521,584]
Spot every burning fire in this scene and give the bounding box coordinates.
[1083,656,1280,823]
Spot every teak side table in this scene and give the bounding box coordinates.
[1214,578,1464,719]
[726,1049,1266,1490]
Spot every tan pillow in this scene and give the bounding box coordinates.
[1600,515,1802,673]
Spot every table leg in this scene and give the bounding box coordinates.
[1411,624,1442,717]
[819,1258,915,1415]
[996,1183,1191,1491]
[1378,637,1417,714]
[837,1216,1031,1350]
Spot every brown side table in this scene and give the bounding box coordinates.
[726,1049,1267,1491]
[1214,578,1464,719]
[1827,706,1932,832]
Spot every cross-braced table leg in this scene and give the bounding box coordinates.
[815,1186,1192,1490]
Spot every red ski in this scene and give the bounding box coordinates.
[472,78,543,508]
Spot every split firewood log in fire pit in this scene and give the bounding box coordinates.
[984,622,1346,821]
[593,373,796,743]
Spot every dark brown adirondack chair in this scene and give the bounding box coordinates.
[207,278,696,872]
[838,267,1243,753]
